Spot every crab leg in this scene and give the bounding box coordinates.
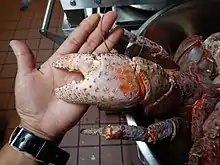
[188,101,220,165]
[80,125,148,141]
[80,117,188,143]
[125,36,179,70]
[146,117,188,143]
[168,62,219,141]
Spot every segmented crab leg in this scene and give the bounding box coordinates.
[80,117,188,143]
[145,117,188,143]
[125,36,179,70]
[188,101,220,165]
[80,125,148,141]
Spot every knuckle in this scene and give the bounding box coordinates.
[94,47,103,53]
[79,19,95,34]
[101,40,114,51]
[17,50,30,57]
[85,37,99,48]
[95,40,115,53]
[105,41,114,49]
[95,44,110,53]
[106,37,116,47]
[67,36,81,48]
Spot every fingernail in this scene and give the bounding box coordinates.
[9,40,17,54]
[79,13,100,27]
[86,13,100,23]
[110,25,123,33]
[9,40,13,47]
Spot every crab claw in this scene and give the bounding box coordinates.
[52,53,142,108]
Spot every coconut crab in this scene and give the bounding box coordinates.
[52,34,220,164]
[204,32,220,91]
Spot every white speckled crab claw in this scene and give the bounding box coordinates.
[51,53,142,108]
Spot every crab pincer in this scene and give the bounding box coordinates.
[52,53,172,109]
[52,53,141,108]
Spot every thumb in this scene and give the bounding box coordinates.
[9,40,36,75]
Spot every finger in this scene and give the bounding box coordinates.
[78,11,117,53]
[94,26,124,53]
[56,13,100,55]
[9,40,36,76]
[110,49,118,53]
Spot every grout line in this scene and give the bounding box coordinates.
[0,48,55,53]
[84,122,121,125]
[0,77,15,79]
[0,60,6,74]
[32,9,46,62]
[98,102,101,165]
[0,92,14,95]
[5,93,14,110]
[25,10,40,61]
[0,30,15,41]
[0,29,18,77]
[77,121,80,165]
[1,8,33,82]
[120,113,125,165]
[15,14,33,41]
[0,29,56,41]
[0,109,16,111]
[0,76,16,79]
[59,143,136,149]
[0,109,17,112]
[51,20,58,56]
[53,6,63,53]
[50,6,59,55]
[1,12,32,140]
[3,61,17,65]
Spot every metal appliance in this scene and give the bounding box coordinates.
[34,0,191,45]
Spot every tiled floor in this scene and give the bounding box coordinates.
[0,0,142,165]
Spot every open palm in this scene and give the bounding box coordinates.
[10,12,124,143]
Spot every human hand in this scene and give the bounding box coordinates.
[9,11,124,144]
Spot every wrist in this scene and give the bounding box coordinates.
[19,122,63,145]
[0,143,44,165]
[8,126,70,165]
